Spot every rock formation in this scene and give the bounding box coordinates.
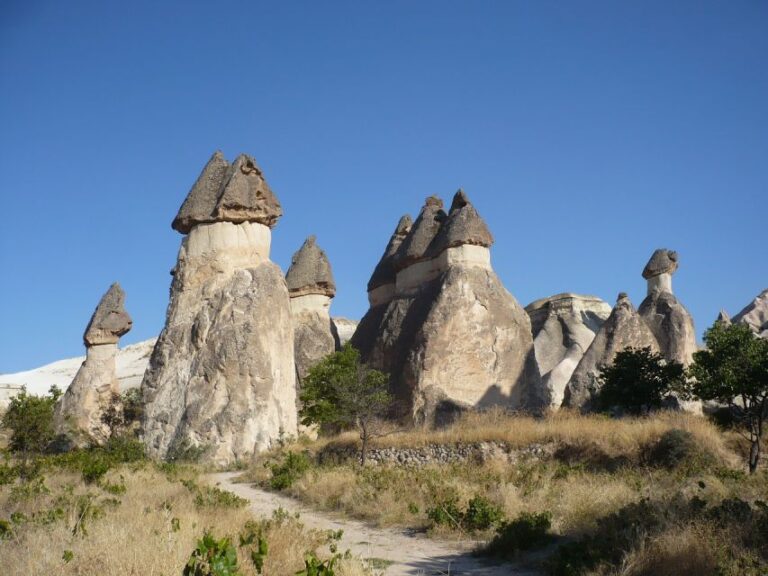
[286,236,339,382]
[731,289,768,339]
[142,152,297,465]
[54,283,132,448]
[564,293,660,410]
[352,190,538,424]
[526,293,612,408]
[638,249,698,366]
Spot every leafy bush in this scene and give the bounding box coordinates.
[186,482,247,509]
[484,511,553,558]
[183,531,240,576]
[1,386,61,453]
[644,429,715,473]
[297,552,339,576]
[428,494,504,532]
[269,451,311,490]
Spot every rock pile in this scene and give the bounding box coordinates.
[141,152,297,465]
[526,293,612,408]
[352,190,538,424]
[54,283,132,448]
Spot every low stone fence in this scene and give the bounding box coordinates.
[317,441,552,466]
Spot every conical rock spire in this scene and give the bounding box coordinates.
[394,196,446,271]
[286,235,336,298]
[367,215,413,292]
[428,189,493,256]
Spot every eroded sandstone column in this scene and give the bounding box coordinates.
[141,152,297,465]
[54,283,132,448]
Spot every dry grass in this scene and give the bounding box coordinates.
[0,463,371,575]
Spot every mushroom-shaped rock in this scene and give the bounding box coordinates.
[172,151,230,234]
[564,293,660,410]
[428,189,493,256]
[732,288,768,339]
[214,154,283,228]
[394,196,446,271]
[287,236,340,383]
[55,283,132,448]
[638,249,697,366]
[142,153,296,466]
[526,293,612,408]
[286,236,336,298]
[83,283,133,346]
[367,215,413,294]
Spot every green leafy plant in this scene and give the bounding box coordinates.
[300,344,393,466]
[2,385,61,454]
[644,428,715,473]
[427,494,504,532]
[183,531,240,576]
[684,321,768,473]
[269,451,311,490]
[239,524,269,573]
[296,552,339,576]
[484,511,553,558]
[598,347,685,414]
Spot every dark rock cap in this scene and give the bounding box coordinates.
[285,236,336,297]
[394,196,447,271]
[172,151,230,233]
[83,283,133,346]
[428,189,493,256]
[367,215,413,292]
[172,152,282,234]
[642,249,679,279]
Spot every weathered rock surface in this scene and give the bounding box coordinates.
[332,317,358,345]
[367,215,412,305]
[352,191,538,424]
[638,249,697,366]
[564,293,660,410]
[142,153,296,466]
[526,293,612,408]
[732,289,768,339]
[54,283,132,448]
[83,283,133,346]
[287,236,339,382]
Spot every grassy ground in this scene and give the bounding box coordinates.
[0,452,370,575]
[242,410,768,575]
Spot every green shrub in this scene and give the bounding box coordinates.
[297,552,339,576]
[484,511,553,558]
[81,455,110,484]
[1,386,61,453]
[428,494,504,532]
[193,485,248,509]
[644,428,715,473]
[0,519,12,540]
[183,531,240,576]
[426,495,463,529]
[269,451,311,490]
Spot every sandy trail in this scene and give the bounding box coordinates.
[209,472,540,576]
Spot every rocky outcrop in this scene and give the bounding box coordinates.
[732,289,768,339]
[332,318,358,345]
[286,236,339,382]
[352,191,538,424]
[564,293,660,410]
[54,283,132,448]
[638,249,697,366]
[526,293,612,408]
[142,152,296,466]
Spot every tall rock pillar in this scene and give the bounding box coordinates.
[54,283,132,448]
[141,152,297,465]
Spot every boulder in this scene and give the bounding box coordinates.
[732,289,768,339]
[638,249,697,366]
[54,283,132,448]
[526,293,612,408]
[564,293,660,410]
[142,152,296,466]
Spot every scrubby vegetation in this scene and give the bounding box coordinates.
[243,409,768,574]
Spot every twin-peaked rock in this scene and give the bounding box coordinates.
[526,294,612,408]
[731,289,768,339]
[54,283,132,447]
[141,152,296,466]
[352,191,538,425]
[286,236,339,382]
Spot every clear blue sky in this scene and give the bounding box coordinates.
[1,1,766,373]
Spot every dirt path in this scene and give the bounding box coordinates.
[210,472,540,576]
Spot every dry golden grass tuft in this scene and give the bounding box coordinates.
[0,463,371,575]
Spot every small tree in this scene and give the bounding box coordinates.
[300,344,392,465]
[685,322,768,474]
[2,385,61,454]
[597,347,686,415]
